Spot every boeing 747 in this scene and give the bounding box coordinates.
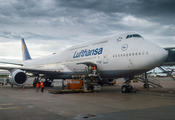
[0,32,168,92]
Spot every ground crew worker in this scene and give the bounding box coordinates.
[36,82,40,92]
[91,66,94,70]
[40,81,45,92]
[89,65,92,74]
[92,65,96,74]
[93,65,97,70]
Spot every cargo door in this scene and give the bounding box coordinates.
[103,50,108,64]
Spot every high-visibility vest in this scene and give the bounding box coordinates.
[91,66,94,70]
[40,82,44,87]
[92,66,96,70]
[36,83,39,88]
[94,66,96,70]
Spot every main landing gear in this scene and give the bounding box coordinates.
[44,79,52,87]
[121,80,133,93]
[33,76,40,87]
[33,76,52,87]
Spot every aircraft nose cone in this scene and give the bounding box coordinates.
[154,47,168,65]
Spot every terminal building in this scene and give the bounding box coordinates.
[162,47,175,66]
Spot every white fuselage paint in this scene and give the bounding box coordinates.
[23,32,168,79]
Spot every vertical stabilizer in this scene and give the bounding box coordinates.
[21,38,32,61]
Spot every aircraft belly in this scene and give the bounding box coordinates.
[99,69,149,79]
[50,69,149,79]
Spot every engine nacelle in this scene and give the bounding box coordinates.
[98,79,116,85]
[9,69,28,86]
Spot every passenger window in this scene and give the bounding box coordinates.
[139,52,141,55]
[129,53,131,56]
[121,54,122,57]
[118,54,120,57]
[116,54,117,57]
[123,54,125,57]
[132,53,134,56]
[113,55,115,57]
[135,52,137,55]
[142,52,144,55]
[146,51,148,55]
[126,53,128,56]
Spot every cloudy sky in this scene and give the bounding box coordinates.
[0,0,174,63]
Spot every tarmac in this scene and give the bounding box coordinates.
[0,77,175,120]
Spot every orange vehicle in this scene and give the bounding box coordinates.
[67,79,82,89]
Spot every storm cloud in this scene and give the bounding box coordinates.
[0,0,174,61]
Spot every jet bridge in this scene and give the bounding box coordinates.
[162,47,175,66]
[158,47,175,81]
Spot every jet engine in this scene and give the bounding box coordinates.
[8,69,28,86]
[98,79,116,85]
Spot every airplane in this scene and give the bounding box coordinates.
[147,72,167,77]
[147,73,156,77]
[0,32,168,92]
[156,72,168,77]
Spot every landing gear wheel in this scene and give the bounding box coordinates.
[143,83,149,88]
[121,85,128,93]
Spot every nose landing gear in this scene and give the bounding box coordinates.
[121,80,133,93]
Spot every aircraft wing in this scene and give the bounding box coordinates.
[0,61,23,66]
[0,66,70,75]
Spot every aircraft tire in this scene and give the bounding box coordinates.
[121,85,128,93]
[143,83,149,88]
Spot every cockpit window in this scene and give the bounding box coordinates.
[126,34,143,39]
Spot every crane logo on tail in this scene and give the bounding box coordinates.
[22,44,25,55]
[21,38,31,61]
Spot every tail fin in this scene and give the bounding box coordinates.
[21,38,32,61]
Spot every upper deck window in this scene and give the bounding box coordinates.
[126,34,143,39]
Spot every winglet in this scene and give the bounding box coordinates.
[21,38,32,61]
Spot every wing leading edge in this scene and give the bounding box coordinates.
[0,66,69,75]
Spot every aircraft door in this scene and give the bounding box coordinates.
[103,50,108,64]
